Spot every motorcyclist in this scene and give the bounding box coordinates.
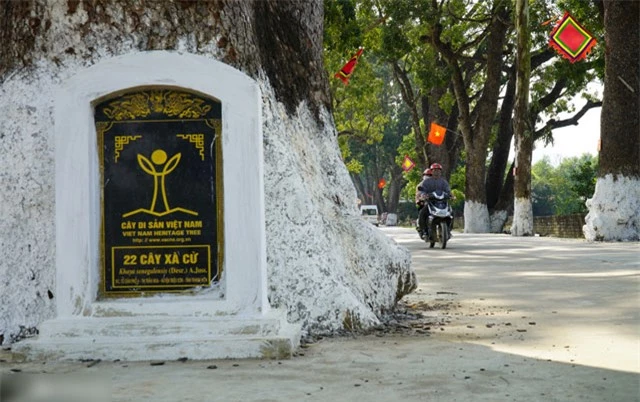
[417,163,451,239]
[415,168,432,239]
[415,168,432,204]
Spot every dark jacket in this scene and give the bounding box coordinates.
[418,177,450,195]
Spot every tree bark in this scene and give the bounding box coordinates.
[596,2,640,178]
[0,0,330,120]
[253,0,331,119]
[385,165,404,213]
[511,0,533,237]
[584,0,640,241]
[486,71,516,212]
[492,160,515,231]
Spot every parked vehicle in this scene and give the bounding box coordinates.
[424,191,453,249]
[360,205,379,226]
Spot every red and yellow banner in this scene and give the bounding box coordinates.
[549,11,597,63]
[335,48,364,85]
[401,155,415,172]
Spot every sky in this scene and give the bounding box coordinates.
[531,106,601,165]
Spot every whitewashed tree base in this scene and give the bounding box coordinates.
[584,175,640,241]
[511,198,534,236]
[385,213,398,226]
[490,210,509,233]
[1,47,414,349]
[463,201,491,233]
[8,52,305,361]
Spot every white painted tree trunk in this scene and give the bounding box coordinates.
[511,198,534,236]
[583,175,640,241]
[463,201,491,233]
[490,210,509,233]
[511,0,533,238]
[0,0,416,345]
[588,2,640,242]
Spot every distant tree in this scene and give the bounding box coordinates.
[325,0,410,214]
[556,155,598,215]
[531,157,558,216]
[569,156,598,210]
[532,155,599,217]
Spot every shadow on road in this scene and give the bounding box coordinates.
[383,227,640,375]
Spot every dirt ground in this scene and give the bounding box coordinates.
[1,228,639,402]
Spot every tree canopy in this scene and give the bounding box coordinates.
[324,0,605,228]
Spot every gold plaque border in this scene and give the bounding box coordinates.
[96,87,224,298]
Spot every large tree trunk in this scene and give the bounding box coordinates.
[0,0,415,344]
[510,0,534,237]
[487,72,515,233]
[487,72,516,212]
[492,161,516,232]
[584,0,640,241]
[432,2,510,233]
[385,165,405,213]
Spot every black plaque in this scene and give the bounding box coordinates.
[95,87,222,296]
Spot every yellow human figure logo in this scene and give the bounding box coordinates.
[123,149,198,217]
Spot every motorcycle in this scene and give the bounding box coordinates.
[416,190,453,249]
[426,191,453,249]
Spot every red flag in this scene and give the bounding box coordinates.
[378,178,387,189]
[334,48,364,85]
[549,11,597,63]
[427,123,446,146]
[401,155,415,172]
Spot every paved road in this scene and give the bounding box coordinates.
[396,227,640,372]
[2,228,639,401]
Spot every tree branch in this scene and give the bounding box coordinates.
[530,48,555,70]
[535,100,603,138]
[337,129,355,137]
[532,77,567,115]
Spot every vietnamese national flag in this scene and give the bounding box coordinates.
[334,48,364,85]
[378,178,387,189]
[427,122,446,146]
[401,155,415,172]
